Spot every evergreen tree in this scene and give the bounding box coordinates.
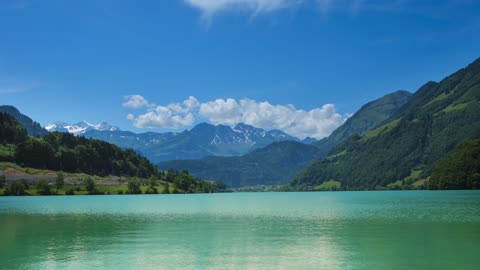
[0,174,5,189]
[127,178,142,194]
[36,179,52,195]
[55,171,65,193]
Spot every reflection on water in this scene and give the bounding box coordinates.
[1,191,480,270]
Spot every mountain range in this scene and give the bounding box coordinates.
[158,90,412,187]
[45,121,120,135]
[45,121,307,162]
[291,57,480,190]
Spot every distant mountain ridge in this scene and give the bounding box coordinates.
[45,120,303,162]
[45,121,120,135]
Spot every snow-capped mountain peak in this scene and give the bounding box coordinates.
[45,121,120,135]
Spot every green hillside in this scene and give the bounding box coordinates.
[314,90,412,156]
[291,57,480,190]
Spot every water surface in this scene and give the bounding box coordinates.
[1,191,479,269]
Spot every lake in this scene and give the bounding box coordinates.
[0,191,479,270]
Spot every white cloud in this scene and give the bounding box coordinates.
[199,98,242,125]
[133,110,195,129]
[126,113,135,120]
[128,96,199,129]
[199,98,344,138]
[125,95,346,139]
[122,95,152,109]
[183,0,300,19]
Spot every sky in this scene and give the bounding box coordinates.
[1,0,479,138]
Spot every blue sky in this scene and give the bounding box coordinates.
[1,0,479,138]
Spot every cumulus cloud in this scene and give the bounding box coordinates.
[199,98,344,138]
[127,96,199,129]
[122,95,152,109]
[125,95,346,139]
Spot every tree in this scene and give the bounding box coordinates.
[55,171,65,192]
[145,176,158,194]
[162,182,170,194]
[84,177,96,194]
[127,178,142,194]
[19,179,29,190]
[165,169,177,182]
[173,170,196,193]
[0,173,5,188]
[36,179,52,195]
[4,180,26,196]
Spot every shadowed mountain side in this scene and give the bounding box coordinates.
[158,141,322,187]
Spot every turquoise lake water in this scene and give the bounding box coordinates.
[0,191,479,269]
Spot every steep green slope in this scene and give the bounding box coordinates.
[292,57,480,190]
[428,131,480,190]
[0,106,48,137]
[314,90,412,155]
[158,141,322,187]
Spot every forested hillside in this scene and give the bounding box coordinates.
[0,106,48,137]
[315,90,412,156]
[0,112,158,178]
[291,57,480,190]
[428,131,480,190]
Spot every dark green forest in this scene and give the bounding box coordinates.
[0,112,28,145]
[428,132,480,190]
